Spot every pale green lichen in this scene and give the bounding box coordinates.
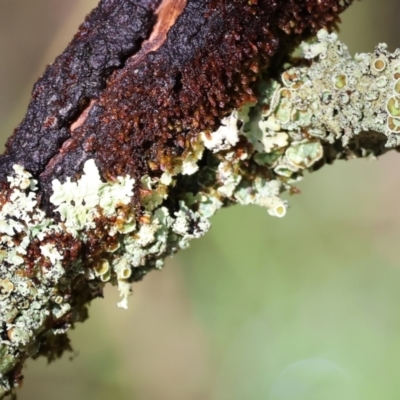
[50,159,135,233]
[266,29,400,147]
[0,29,398,398]
[0,162,141,393]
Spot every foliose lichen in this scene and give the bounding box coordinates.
[0,29,397,397]
[266,29,400,148]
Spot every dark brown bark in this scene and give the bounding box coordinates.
[0,2,356,396]
[0,0,352,214]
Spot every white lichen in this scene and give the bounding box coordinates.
[201,111,241,152]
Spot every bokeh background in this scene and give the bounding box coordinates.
[1,1,400,399]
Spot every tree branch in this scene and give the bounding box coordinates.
[0,0,361,397]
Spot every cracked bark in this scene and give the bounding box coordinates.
[0,0,350,212]
[0,0,357,397]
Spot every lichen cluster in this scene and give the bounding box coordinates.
[0,30,398,397]
[0,159,212,395]
[264,29,400,148]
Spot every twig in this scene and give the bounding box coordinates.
[0,0,358,396]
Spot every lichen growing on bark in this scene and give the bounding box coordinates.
[1,29,399,397]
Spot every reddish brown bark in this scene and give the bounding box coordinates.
[0,0,352,213]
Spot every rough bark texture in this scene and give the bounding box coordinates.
[0,1,355,397]
[0,0,351,213]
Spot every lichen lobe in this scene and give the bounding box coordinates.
[0,1,356,397]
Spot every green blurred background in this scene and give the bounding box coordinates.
[1,1,400,399]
